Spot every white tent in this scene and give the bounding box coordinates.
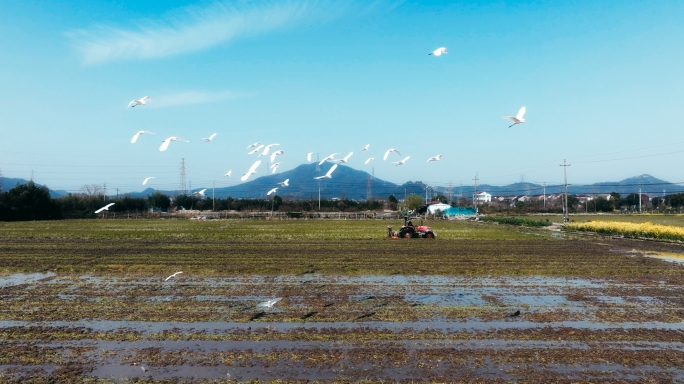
[427,203,451,214]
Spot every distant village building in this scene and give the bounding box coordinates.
[474,192,491,204]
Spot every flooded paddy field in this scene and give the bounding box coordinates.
[1,219,684,382]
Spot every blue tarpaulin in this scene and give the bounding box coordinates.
[443,206,477,216]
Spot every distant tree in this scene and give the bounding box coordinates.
[388,195,398,204]
[80,184,105,198]
[434,195,448,204]
[593,197,613,212]
[148,192,171,211]
[405,194,424,210]
[273,195,283,210]
[625,193,640,208]
[0,181,61,221]
[651,197,663,209]
[566,195,580,212]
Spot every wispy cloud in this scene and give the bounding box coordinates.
[151,90,254,108]
[68,1,355,65]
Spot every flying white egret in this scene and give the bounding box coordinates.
[336,152,353,163]
[241,160,261,181]
[142,177,155,185]
[383,148,401,161]
[428,47,447,56]
[279,179,289,187]
[130,131,155,144]
[259,144,280,157]
[267,187,278,196]
[224,170,232,177]
[269,162,281,169]
[364,157,375,164]
[248,145,265,155]
[192,189,207,197]
[319,153,339,165]
[257,297,282,308]
[127,96,151,108]
[362,144,369,151]
[314,163,338,180]
[504,106,526,128]
[270,150,284,163]
[202,133,217,142]
[95,203,115,214]
[271,164,281,173]
[247,142,260,148]
[393,156,410,166]
[307,152,314,162]
[164,271,183,281]
[159,137,188,151]
[427,154,442,162]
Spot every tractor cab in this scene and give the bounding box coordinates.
[390,216,436,239]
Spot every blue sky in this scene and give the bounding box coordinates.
[1,0,684,194]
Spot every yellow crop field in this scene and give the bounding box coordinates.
[566,220,684,241]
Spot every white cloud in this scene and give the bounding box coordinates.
[151,90,254,108]
[68,1,353,64]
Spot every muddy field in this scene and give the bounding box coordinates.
[1,219,684,382]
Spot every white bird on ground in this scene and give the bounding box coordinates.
[192,189,207,197]
[259,144,280,157]
[248,145,265,155]
[159,137,188,151]
[428,47,447,56]
[279,179,289,187]
[319,153,339,165]
[383,148,401,161]
[314,164,338,180]
[127,96,151,108]
[365,157,375,164]
[504,106,526,128]
[257,297,283,308]
[241,160,261,181]
[267,188,278,196]
[247,142,260,149]
[393,156,410,166]
[130,130,155,144]
[271,164,281,173]
[202,133,217,142]
[336,152,353,163]
[427,154,442,162]
[142,177,155,185]
[307,152,314,162]
[362,144,369,151]
[224,170,232,177]
[165,271,183,281]
[95,203,115,214]
[270,150,284,163]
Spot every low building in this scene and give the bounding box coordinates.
[474,192,491,204]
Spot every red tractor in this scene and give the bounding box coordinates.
[388,217,436,239]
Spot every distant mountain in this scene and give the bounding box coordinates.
[0,177,68,197]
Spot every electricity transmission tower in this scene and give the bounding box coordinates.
[179,158,187,194]
[560,159,571,223]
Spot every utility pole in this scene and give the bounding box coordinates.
[179,158,187,195]
[542,182,546,209]
[447,182,453,203]
[472,174,479,209]
[212,180,215,211]
[103,182,107,201]
[560,159,571,223]
[638,182,643,213]
[318,182,321,210]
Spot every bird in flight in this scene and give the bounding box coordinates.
[362,144,369,151]
[364,157,375,164]
[319,153,339,165]
[336,152,353,163]
[165,271,183,281]
[307,152,314,162]
[192,189,207,197]
[504,106,526,128]
[428,47,447,56]
[267,188,278,196]
[159,137,188,151]
[241,160,261,181]
[247,142,260,148]
[270,150,284,163]
[279,179,289,187]
[202,133,217,142]
[259,144,280,157]
[127,96,151,108]
[95,203,115,214]
[393,156,410,166]
[130,131,154,144]
[248,145,265,155]
[142,177,155,185]
[427,154,442,162]
[271,163,281,173]
[383,149,401,161]
[224,170,232,177]
[314,164,338,180]
[257,297,283,308]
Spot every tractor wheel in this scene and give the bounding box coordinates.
[403,231,413,239]
[425,232,435,239]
